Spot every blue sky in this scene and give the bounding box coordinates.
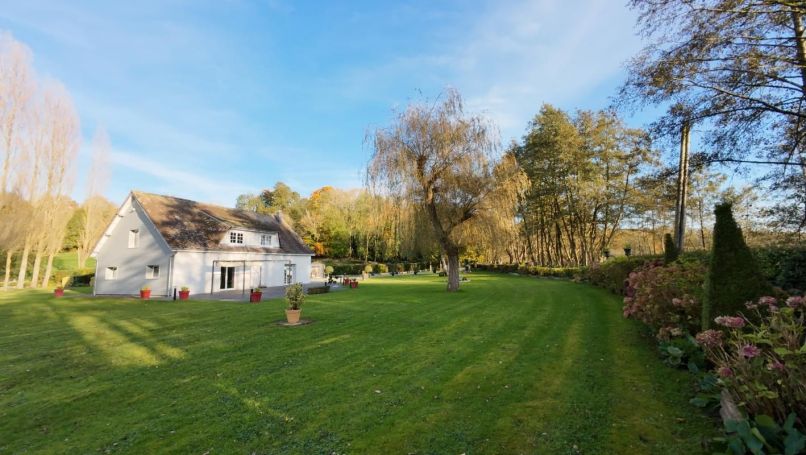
[0,0,644,206]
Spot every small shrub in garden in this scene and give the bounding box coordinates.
[622,259,705,339]
[695,295,805,427]
[703,203,769,329]
[325,265,334,276]
[285,283,305,310]
[396,263,406,273]
[376,263,388,274]
[363,264,373,274]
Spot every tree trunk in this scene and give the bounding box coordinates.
[3,250,14,290]
[15,239,30,289]
[446,249,460,292]
[30,249,43,289]
[41,253,55,288]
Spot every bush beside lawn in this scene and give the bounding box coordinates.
[0,274,715,454]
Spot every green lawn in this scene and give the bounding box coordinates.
[53,251,95,272]
[0,274,715,454]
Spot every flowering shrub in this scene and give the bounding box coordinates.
[622,259,706,339]
[586,256,651,294]
[695,296,806,426]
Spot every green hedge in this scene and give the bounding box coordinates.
[585,256,657,295]
[52,268,95,287]
[306,285,330,295]
[755,246,806,293]
[474,263,585,279]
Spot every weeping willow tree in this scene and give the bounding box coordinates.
[367,89,506,292]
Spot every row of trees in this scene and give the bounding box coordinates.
[0,33,114,289]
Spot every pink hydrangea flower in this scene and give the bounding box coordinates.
[714,316,746,328]
[718,366,733,377]
[695,330,724,348]
[759,296,777,306]
[739,344,761,358]
[786,296,803,309]
[767,360,785,372]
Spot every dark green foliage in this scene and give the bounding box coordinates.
[663,233,679,264]
[305,285,330,295]
[473,263,584,278]
[754,247,806,293]
[715,413,805,455]
[703,203,769,329]
[52,268,95,288]
[585,256,657,294]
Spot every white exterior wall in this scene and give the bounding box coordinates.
[171,251,312,294]
[93,196,173,296]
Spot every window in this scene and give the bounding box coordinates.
[220,266,236,289]
[146,265,160,279]
[105,267,118,280]
[128,229,139,248]
[229,231,244,244]
[260,234,273,246]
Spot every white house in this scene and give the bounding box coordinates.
[91,191,314,297]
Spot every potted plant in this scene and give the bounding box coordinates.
[179,286,190,301]
[54,286,65,297]
[250,288,263,303]
[623,243,632,257]
[140,286,151,300]
[285,283,305,324]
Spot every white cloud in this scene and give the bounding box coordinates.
[108,149,254,205]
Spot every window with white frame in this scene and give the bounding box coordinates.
[128,229,139,248]
[146,265,160,279]
[105,266,118,280]
[229,231,244,244]
[260,234,273,246]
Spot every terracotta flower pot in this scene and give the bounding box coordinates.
[350,281,358,288]
[250,291,262,303]
[179,290,190,301]
[140,289,151,299]
[54,288,64,297]
[285,309,301,324]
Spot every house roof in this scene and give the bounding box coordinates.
[131,191,313,255]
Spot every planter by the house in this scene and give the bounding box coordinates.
[250,289,262,303]
[54,287,64,297]
[140,287,151,300]
[350,280,358,289]
[179,287,190,301]
[285,282,305,324]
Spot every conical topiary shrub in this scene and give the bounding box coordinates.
[663,233,679,264]
[702,203,769,329]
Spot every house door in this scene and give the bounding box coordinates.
[220,266,236,290]
[283,264,295,285]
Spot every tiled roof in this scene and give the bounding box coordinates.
[132,191,313,255]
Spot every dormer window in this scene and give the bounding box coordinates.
[230,231,244,244]
[260,234,274,246]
